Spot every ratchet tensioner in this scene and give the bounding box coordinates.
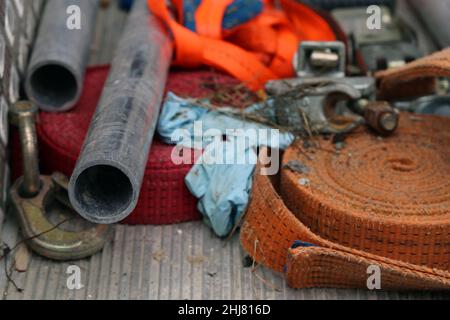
[267,41,398,136]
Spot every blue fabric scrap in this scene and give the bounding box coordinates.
[291,240,319,249]
[158,92,294,237]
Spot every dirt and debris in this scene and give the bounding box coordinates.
[14,244,31,273]
[284,160,310,174]
[200,73,264,109]
[298,178,310,186]
[152,249,167,262]
[332,132,349,144]
[335,141,346,150]
[186,255,208,264]
[242,255,254,268]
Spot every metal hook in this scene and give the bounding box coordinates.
[9,101,112,261]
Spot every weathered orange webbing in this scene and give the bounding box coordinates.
[241,114,450,290]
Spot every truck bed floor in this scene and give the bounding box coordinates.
[1,0,447,300]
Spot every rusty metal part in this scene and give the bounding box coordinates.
[266,77,376,100]
[363,101,399,136]
[270,39,380,136]
[68,0,173,224]
[270,80,365,134]
[9,101,112,261]
[10,174,112,261]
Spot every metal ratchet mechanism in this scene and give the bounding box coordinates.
[9,101,112,261]
[268,41,399,136]
[267,78,365,134]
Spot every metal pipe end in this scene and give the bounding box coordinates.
[68,162,138,224]
[25,62,81,112]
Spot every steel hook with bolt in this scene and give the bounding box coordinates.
[9,101,112,261]
[267,79,366,134]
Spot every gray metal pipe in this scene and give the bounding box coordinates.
[25,0,99,112]
[68,0,173,224]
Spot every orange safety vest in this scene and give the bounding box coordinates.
[148,0,336,91]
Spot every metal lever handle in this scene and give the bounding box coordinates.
[9,101,40,197]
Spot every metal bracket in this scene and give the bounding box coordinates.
[269,39,375,134]
[266,76,375,99]
[10,173,112,261]
[9,101,112,261]
[269,36,399,136]
[295,41,346,78]
[267,79,365,134]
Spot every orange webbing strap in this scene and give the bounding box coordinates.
[240,114,450,290]
[241,156,450,290]
[148,0,336,91]
[376,47,450,100]
[195,0,233,39]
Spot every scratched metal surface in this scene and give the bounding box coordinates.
[0,0,448,300]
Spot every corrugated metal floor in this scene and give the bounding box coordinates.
[2,210,448,300]
[1,0,448,300]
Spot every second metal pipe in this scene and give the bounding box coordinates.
[68,0,173,224]
[25,0,99,112]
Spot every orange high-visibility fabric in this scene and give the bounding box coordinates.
[148,0,336,90]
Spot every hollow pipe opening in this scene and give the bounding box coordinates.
[27,63,79,111]
[71,165,134,224]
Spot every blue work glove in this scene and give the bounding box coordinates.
[183,0,263,32]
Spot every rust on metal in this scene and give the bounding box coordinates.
[363,101,399,136]
[9,101,112,261]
